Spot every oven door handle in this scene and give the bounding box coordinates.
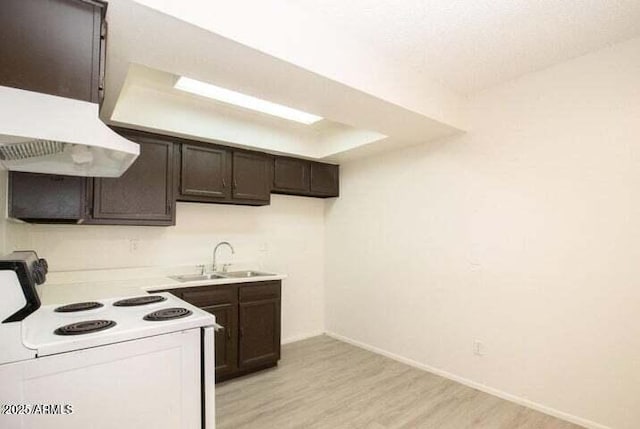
[212,322,224,332]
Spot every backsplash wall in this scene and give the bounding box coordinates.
[6,194,326,343]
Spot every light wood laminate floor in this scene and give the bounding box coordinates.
[216,335,582,429]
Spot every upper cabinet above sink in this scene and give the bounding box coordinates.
[176,142,271,206]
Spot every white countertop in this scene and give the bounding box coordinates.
[37,265,286,305]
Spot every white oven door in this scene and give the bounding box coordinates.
[0,329,203,429]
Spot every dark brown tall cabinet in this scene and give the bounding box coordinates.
[165,280,281,382]
[0,0,107,103]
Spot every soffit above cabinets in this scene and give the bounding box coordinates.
[109,64,388,162]
[101,0,465,162]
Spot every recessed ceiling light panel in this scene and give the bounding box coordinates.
[174,77,323,125]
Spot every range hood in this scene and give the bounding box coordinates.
[0,86,139,177]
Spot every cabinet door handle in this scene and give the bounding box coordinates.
[222,178,226,188]
[227,329,231,340]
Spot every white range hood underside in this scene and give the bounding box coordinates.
[0,86,139,177]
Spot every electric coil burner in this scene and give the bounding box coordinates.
[113,295,167,307]
[54,320,116,336]
[54,302,104,313]
[144,307,192,322]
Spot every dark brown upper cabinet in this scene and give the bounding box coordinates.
[272,157,339,198]
[89,129,175,226]
[310,162,339,197]
[0,0,107,103]
[272,157,310,194]
[232,151,271,205]
[6,128,339,225]
[178,144,231,203]
[8,172,87,223]
[177,143,270,206]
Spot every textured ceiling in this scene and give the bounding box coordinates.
[288,0,640,94]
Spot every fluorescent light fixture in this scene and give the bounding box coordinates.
[174,77,323,125]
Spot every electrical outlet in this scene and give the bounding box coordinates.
[473,340,485,356]
[129,238,140,253]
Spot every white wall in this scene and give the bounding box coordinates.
[0,170,28,255]
[325,36,640,429]
[16,195,325,343]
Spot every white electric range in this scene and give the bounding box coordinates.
[0,251,218,429]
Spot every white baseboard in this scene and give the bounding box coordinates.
[325,331,610,429]
[281,331,325,345]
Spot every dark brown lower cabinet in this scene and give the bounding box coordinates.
[203,303,237,378]
[239,299,281,369]
[164,280,281,382]
[238,287,281,369]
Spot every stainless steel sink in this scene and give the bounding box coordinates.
[221,270,275,278]
[169,273,226,282]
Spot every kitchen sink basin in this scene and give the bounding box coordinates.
[169,273,226,282]
[221,270,275,278]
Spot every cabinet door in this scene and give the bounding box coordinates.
[238,299,281,369]
[92,135,175,225]
[9,172,87,222]
[273,157,310,194]
[202,303,238,379]
[0,0,105,103]
[178,144,231,202]
[310,162,339,197]
[232,152,271,204]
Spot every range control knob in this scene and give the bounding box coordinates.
[38,258,49,274]
[32,267,46,285]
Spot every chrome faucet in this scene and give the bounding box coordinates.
[213,241,235,273]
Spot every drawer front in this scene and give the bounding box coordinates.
[239,282,281,302]
[181,285,236,307]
